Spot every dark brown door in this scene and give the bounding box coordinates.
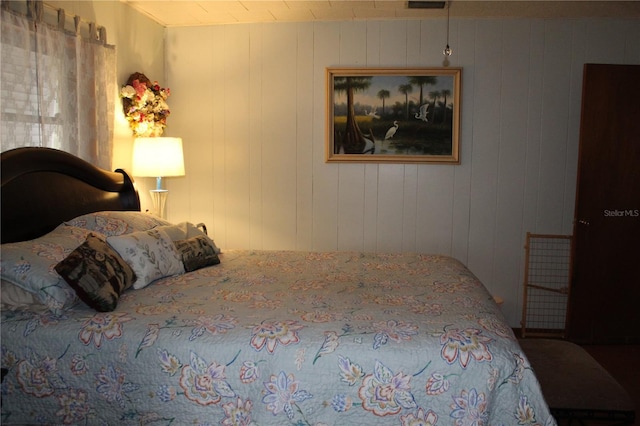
[568,64,640,344]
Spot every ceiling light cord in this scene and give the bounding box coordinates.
[443,1,452,56]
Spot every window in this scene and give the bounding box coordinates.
[1,3,115,169]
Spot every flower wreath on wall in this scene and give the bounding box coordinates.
[120,72,170,137]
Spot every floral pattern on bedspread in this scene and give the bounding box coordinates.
[1,250,556,425]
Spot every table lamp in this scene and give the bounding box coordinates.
[132,137,185,219]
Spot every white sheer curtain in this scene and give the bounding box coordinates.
[0,4,116,169]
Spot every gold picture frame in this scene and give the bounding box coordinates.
[326,67,461,164]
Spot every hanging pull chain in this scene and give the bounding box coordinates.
[443,1,452,56]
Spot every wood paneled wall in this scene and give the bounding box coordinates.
[163,18,640,326]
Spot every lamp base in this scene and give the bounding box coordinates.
[149,189,169,219]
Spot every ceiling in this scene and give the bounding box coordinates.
[120,1,640,27]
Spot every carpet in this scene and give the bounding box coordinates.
[519,338,636,425]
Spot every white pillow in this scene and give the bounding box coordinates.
[1,280,49,313]
[156,222,221,253]
[0,225,90,313]
[107,229,184,289]
[65,211,171,237]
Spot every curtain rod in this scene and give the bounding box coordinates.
[2,0,108,44]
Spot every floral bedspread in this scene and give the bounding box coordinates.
[1,250,556,425]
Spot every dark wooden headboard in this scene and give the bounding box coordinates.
[1,147,140,244]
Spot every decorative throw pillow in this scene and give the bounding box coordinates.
[107,229,185,289]
[54,234,136,312]
[65,211,171,237]
[0,225,92,314]
[156,222,221,254]
[174,235,221,272]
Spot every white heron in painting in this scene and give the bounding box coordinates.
[415,104,429,122]
[385,121,399,140]
[366,108,380,119]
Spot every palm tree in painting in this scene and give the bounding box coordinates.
[429,90,441,120]
[334,76,372,154]
[408,76,437,106]
[377,89,390,116]
[440,89,451,124]
[398,83,413,120]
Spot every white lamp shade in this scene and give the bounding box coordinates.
[132,137,185,177]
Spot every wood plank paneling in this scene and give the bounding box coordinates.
[249,23,264,249]
[536,21,572,234]
[165,18,640,327]
[401,165,417,253]
[260,23,298,249]
[377,164,406,252]
[494,19,531,321]
[295,23,315,251]
[224,25,251,249]
[522,20,545,237]
[466,19,502,287]
[451,19,474,265]
[211,26,227,247]
[311,22,340,251]
[166,26,215,228]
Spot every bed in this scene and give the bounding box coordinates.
[1,147,556,425]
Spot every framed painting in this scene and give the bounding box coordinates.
[326,67,461,164]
